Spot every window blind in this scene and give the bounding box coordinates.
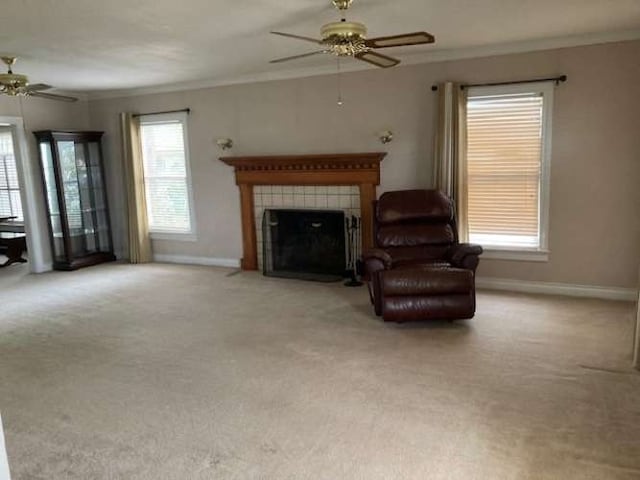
[466,93,544,248]
[140,120,192,233]
[0,130,23,220]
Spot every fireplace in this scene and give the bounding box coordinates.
[220,153,386,270]
[262,209,345,282]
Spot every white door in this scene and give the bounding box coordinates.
[0,414,10,480]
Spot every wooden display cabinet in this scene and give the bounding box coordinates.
[34,130,116,270]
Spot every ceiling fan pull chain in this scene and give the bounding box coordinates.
[19,96,28,133]
[337,57,343,106]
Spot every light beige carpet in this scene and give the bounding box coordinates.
[0,262,638,480]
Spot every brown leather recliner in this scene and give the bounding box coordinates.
[362,189,483,323]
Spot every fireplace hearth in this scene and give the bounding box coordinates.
[262,209,346,282]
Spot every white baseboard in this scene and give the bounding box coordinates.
[477,277,636,301]
[153,254,241,269]
[149,257,634,301]
[30,261,52,274]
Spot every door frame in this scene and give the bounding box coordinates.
[0,413,10,480]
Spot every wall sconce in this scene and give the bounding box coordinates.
[216,138,233,150]
[378,130,393,144]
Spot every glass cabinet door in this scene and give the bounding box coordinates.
[56,140,113,257]
[57,140,87,258]
[87,141,112,252]
[39,141,65,261]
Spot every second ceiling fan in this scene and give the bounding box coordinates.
[0,57,78,102]
[270,0,435,68]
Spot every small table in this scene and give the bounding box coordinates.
[0,217,24,234]
[0,232,27,267]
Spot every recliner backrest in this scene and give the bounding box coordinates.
[377,189,453,225]
[375,190,457,261]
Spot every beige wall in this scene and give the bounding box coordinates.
[89,68,435,263]
[89,40,640,289]
[0,96,91,269]
[0,96,89,132]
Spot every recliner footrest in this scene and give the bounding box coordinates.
[384,294,475,322]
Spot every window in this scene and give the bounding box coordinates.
[466,82,553,258]
[0,129,23,221]
[139,113,196,239]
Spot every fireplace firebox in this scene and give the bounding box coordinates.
[262,209,346,282]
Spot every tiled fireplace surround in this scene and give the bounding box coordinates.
[220,153,386,270]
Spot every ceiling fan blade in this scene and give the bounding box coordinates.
[29,91,78,102]
[270,50,328,64]
[270,31,323,45]
[25,83,52,92]
[355,51,400,68]
[365,32,435,49]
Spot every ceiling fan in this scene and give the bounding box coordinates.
[270,0,435,68]
[0,56,78,102]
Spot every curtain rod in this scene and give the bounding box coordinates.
[430,75,567,91]
[133,108,191,118]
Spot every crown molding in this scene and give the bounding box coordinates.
[398,28,640,66]
[87,63,370,100]
[88,28,640,101]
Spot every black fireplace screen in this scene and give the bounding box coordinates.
[262,209,346,282]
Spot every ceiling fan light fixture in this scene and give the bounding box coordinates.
[321,21,367,40]
[321,21,369,56]
[0,73,29,96]
[0,56,29,96]
[332,0,353,10]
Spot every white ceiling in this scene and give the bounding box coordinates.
[2,0,640,96]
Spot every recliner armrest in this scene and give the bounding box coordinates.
[362,248,393,268]
[361,248,393,280]
[447,243,483,272]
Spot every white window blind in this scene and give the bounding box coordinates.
[466,89,549,249]
[139,116,194,235]
[0,130,23,220]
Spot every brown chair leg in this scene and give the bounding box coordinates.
[0,238,27,267]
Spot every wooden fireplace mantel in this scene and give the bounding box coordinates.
[220,152,386,270]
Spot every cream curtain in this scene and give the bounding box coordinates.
[120,113,152,263]
[634,273,640,370]
[433,82,469,241]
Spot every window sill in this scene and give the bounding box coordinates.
[150,232,197,242]
[481,248,549,262]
